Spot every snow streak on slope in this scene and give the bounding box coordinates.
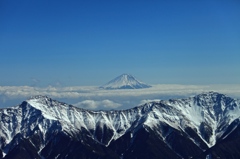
[100,74,151,89]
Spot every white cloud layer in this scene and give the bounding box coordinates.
[74,100,122,110]
[139,99,161,106]
[1,84,240,109]
[1,84,240,98]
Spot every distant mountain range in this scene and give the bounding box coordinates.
[1,92,240,159]
[100,74,151,89]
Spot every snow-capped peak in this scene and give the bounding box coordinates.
[100,74,151,89]
[28,95,52,102]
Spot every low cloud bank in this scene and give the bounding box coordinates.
[1,84,240,109]
[74,100,122,110]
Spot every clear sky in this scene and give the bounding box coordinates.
[1,0,240,86]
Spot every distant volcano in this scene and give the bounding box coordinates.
[100,74,151,89]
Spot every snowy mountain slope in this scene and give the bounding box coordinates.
[100,74,151,89]
[165,92,240,146]
[0,92,240,159]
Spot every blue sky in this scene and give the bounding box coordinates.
[1,0,240,86]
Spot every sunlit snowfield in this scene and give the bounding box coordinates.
[1,84,240,110]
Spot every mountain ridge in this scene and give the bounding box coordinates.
[1,92,240,159]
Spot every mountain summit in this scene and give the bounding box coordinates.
[100,74,151,89]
